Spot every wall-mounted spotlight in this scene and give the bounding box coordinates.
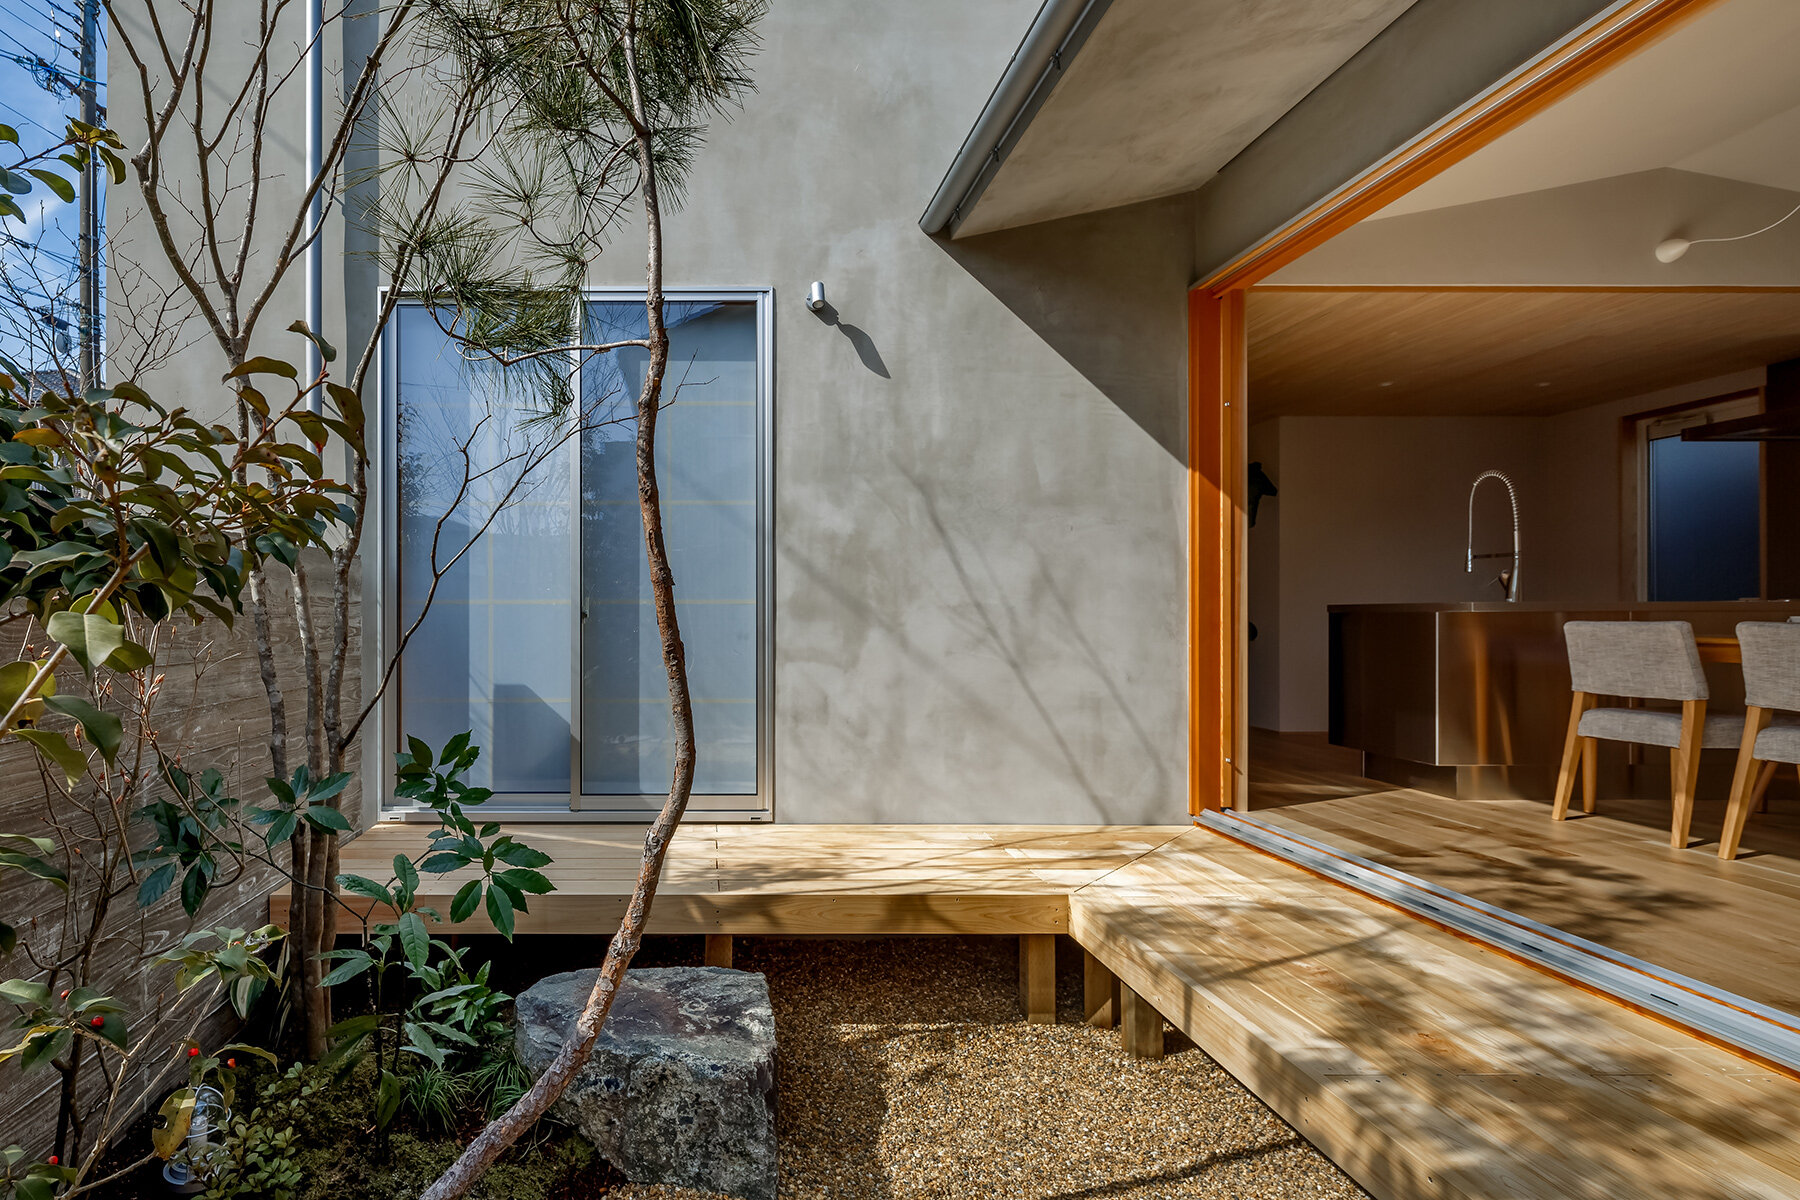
[807,281,827,312]
[1655,199,1800,263]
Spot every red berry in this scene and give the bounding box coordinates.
[226,1057,236,1069]
[89,1016,103,1027]
[187,1046,200,1057]
[59,990,69,1000]
[47,1156,57,1166]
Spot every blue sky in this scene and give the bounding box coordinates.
[0,0,102,372]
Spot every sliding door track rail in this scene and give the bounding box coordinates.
[1198,808,1800,1075]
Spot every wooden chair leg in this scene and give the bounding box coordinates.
[1753,760,1778,814]
[1552,692,1592,820]
[1580,737,1597,814]
[1721,707,1773,861]
[1670,698,1705,850]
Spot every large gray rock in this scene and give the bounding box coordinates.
[515,966,778,1200]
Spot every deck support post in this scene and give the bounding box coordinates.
[705,934,734,969]
[1019,933,1056,1024]
[1083,950,1119,1028]
[1120,981,1164,1059]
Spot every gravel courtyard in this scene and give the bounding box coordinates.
[609,935,1367,1200]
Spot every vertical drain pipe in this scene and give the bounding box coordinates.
[304,0,323,412]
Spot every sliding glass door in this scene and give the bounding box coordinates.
[388,291,771,817]
[578,298,764,807]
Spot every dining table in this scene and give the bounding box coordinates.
[1696,635,1742,664]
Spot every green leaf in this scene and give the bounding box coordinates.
[286,319,337,363]
[0,167,29,195]
[0,978,49,1007]
[400,1022,445,1068]
[90,1009,127,1049]
[493,842,553,869]
[496,867,554,895]
[179,863,209,915]
[224,356,299,381]
[25,169,74,203]
[375,1068,404,1127]
[319,952,373,988]
[485,879,515,939]
[152,1088,197,1159]
[419,852,466,874]
[302,804,351,833]
[17,1026,70,1072]
[0,661,40,719]
[107,639,154,673]
[397,911,429,968]
[41,695,121,763]
[394,854,419,895]
[136,862,176,908]
[449,879,482,924]
[263,810,299,847]
[336,874,393,907]
[45,607,123,676]
[97,145,124,186]
[15,728,86,789]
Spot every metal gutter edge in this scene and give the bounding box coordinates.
[1198,808,1800,1075]
[918,0,1113,237]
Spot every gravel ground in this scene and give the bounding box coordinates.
[608,936,1368,1200]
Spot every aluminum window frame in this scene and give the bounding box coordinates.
[375,287,775,822]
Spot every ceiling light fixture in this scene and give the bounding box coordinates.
[1656,198,1800,263]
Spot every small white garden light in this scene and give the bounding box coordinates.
[807,281,827,312]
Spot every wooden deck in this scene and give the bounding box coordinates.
[277,818,1800,1200]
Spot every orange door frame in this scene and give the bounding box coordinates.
[1184,0,1724,816]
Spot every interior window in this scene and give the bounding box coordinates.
[1641,396,1762,601]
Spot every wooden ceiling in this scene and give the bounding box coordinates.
[1246,288,1800,418]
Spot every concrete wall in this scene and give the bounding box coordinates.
[595,1,1192,823]
[1248,369,1766,731]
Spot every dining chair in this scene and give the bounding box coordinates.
[1720,621,1800,860]
[1552,620,1743,848]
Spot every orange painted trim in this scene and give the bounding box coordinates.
[1187,290,1246,815]
[1186,0,1732,820]
[1248,284,1800,294]
[1201,0,1725,295]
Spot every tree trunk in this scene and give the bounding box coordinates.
[419,49,694,1200]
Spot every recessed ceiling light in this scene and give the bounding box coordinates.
[1537,382,1551,387]
[1378,381,1394,387]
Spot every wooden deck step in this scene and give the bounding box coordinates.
[1070,827,1800,1200]
[272,819,1800,1200]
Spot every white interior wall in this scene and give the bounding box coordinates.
[1248,368,1766,731]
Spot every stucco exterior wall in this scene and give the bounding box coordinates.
[597,1,1193,822]
[102,0,1195,827]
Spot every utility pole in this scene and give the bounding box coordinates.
[77,0,99,389]
[304,0,323,411]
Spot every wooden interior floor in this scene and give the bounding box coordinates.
[276,817,1800,1200]
[1248,729,1800,1013]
